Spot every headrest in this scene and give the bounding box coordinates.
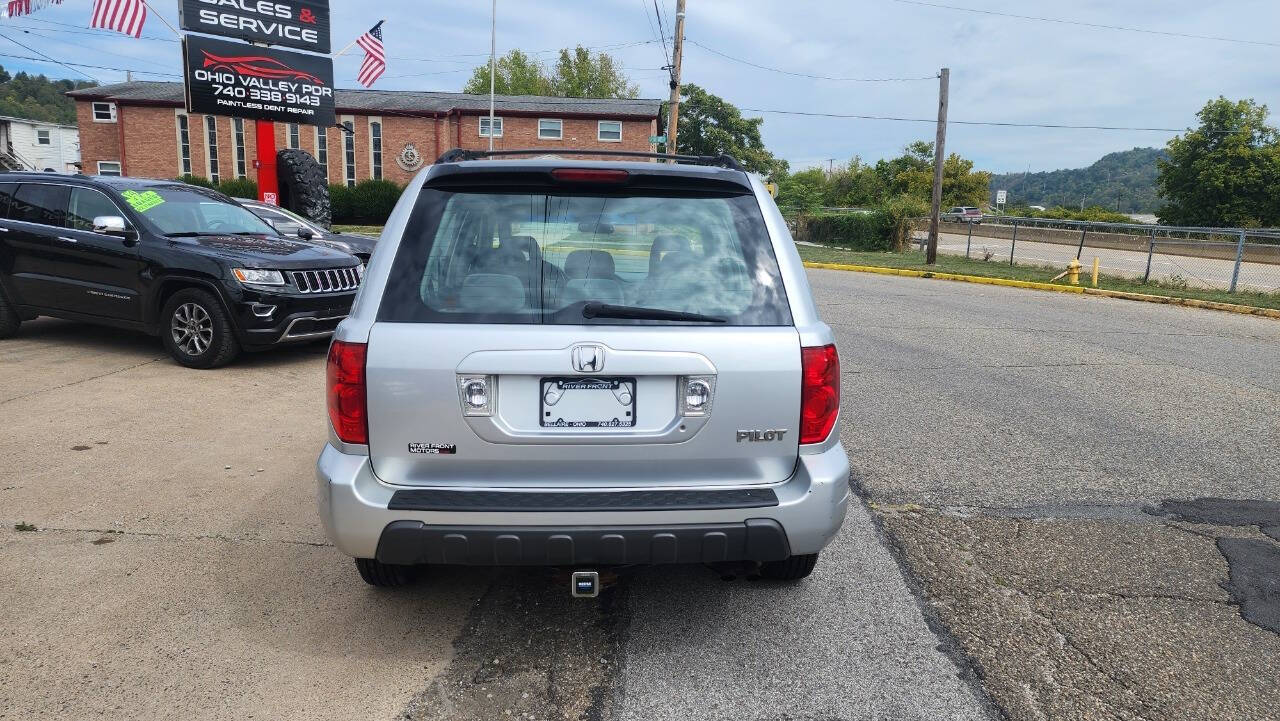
[459,273,526,312]
[564,249,616,279]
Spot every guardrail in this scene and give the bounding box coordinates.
[912,216,1280,294]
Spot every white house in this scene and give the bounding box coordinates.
[0,115,80,173]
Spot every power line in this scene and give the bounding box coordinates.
[651,0,672,71]
[891,0,1280,48]
[8,25,176,73]
[686,38,937,82]
[0,51,179,77]
[737,106,1207,132]
[0,30,99,82]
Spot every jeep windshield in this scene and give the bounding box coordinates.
[120,186,280,237]
[378,188,792,326]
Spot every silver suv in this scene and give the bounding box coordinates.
[316,150,849,591]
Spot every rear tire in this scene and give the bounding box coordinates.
[0,285,21,339]
[160,288,240,369]
[355,558,421,587]
[759,553,819,581]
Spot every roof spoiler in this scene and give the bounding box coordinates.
[434,148,745,172]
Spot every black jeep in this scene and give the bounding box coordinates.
[0,174,362,368]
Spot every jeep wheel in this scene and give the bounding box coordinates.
[356,558,421,587]
[277,148,331,228]
[161,288,240,369]
[0,284,20,339]
[759,553,819,581]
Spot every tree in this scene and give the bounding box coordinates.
[0,65,95,125]
[462,50,555,96]
[668,84,787,177]
[775,168,827,210]
[941,153,992,207]
[463,46,637,99]
[552,46,637,98]
[1156,97,1280,227]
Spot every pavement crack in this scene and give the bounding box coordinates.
[0,357,165,406]
[27,525,332,547]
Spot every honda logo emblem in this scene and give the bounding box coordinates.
[572,344,604,373]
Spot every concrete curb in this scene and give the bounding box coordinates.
[801,261,1280,319]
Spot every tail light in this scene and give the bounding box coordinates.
[551,168,629,183]
[800,344,840,444]
[327,340,368,445]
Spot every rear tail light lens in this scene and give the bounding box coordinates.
[800,344,840,444]
[326,341,368,445]
[551,168,630,183]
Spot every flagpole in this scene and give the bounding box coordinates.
[138,0,182,39]
[488,0,496,152]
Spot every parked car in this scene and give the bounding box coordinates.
[316,150,850,591]
[942,206,983,223]
[235,198,377,264]
[0,173,363,368]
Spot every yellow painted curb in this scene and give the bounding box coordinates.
[802,261,1085,294]
[802,261,1280,319]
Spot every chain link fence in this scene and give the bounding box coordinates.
[912,216,1280,294]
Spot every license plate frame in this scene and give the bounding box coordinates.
[539,376,637,428]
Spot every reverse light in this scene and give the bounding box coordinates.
[800,344,840,444]
[458,376,494,416]
[326,341,368,445]
[551,168,630,183]
[232,268,284,286]
[679,376,716,417]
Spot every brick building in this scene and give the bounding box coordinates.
[67,81,663,184]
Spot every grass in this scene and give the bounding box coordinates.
[14,522,36,532]
[332,224,384,236]
[797,245,1280,311]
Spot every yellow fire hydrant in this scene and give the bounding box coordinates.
[1066,258,1082,285]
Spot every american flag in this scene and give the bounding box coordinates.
[6,0,62,18]
[356,21,386,88]
[89,0,147,38]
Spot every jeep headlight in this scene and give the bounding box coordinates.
[232,268,285,286]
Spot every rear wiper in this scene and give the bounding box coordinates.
[581,302,726,323]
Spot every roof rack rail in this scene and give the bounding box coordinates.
[434,148,745,172]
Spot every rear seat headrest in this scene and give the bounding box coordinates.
[564,249,616,279]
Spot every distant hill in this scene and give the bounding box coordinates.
[0,65,96,125]
[989,147,1167,214]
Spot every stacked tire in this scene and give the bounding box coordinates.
[276,149,331,229]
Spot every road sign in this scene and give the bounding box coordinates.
[996,190,1007,205]
[649,135,666,144]
[179,0,332,54]
[183,34,335,126]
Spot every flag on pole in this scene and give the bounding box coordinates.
[355,21,386,88]
[5,0,62,17]
[89,0,147,38]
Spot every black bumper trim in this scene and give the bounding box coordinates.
[386,487,779,513]
[375,519,791,566]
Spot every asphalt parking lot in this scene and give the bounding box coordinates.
[3,268,1278,720]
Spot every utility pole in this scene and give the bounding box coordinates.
[665,0,686,159]
[926,67,949,265]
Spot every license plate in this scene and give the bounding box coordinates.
[540,377,636,428]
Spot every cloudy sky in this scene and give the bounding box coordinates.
[2,0,1278,172]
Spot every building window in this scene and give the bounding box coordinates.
[97,161,122,176]
[478,116,503,137]
[538,119,562,140]
[205,116,220,184]
[369,118,382,180]
[315,126,328,171]
[288,123,300,150]
[36,129,51,145]
[342,117,355,188]
[233,118,247,179]
[92,102,116,123]
[176,112,192,175]
[598,121,622,142]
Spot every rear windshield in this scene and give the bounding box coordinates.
[377,188,792,326]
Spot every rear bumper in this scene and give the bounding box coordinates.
[315,442,851,563]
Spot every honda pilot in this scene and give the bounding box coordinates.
[316,150,849,590]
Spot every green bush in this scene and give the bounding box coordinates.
[880,194,930,251]
[216,177,257,200]
[795,210,895,251]
[1015,205,1133,224]
[350,179,404,223]
[175,173,215,189]
[329,183,355,223]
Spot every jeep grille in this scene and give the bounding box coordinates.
[290,267,360,293]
